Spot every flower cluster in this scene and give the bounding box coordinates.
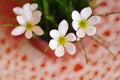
[49,7,100,57]
[11,3,100,57]
[11,3,44,39]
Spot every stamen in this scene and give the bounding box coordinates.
[25,22,34,31]
[57,36,67,45]
[78,20,87,29]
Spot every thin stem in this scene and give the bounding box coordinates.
[91,36,115,57]
[69,0,72,11]
[80,39,89,64]
[44,44,49,52]
[98,11,120,16]
[4,24,18,27]
[95,34,109,44]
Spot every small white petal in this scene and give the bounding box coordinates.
[81,7,92,20]
[64,42,76,55]
[25,31,33,39]
[23,3,30,9]
[30,3,38,11]
[58,20,68,36]
[76,29,86,38]
[72,10,81,21]
[31,10,42,25]
[86,26,96,36]
[24,9,32,21]
[49,39,58,50]
[72,21,79,31]
[32,26,44,35]
[11,26,25,36]
[23,3,32,21]
[87,16,101,25]
[17,16,26,25]
[13,7,23,15]
[66,33,76,42]
[55,46,64,57]
[50,29,60,38]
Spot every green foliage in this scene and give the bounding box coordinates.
[32,0,90,41]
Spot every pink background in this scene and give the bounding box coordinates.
[0,0,120,80]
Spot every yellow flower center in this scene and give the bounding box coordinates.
[25,22,34,30]
[57,36,67,46]
[78,20,87,29]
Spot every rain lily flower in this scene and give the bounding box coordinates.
[11,3,44,39]
[72,7,101,38]
[49,20,76,57]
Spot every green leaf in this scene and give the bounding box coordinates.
[43,0,49,16]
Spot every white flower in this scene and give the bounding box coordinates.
[11,3,44,39]
[72,7,101,38]
[49,20,76,57]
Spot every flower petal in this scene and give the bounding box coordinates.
[86,26,96,36]
[23,3,32,21]
[49,39,58,50]
[87,16,101,25]
[31,10,42,25]
[58,20,68,36]
[32,26,44,35]
[66,33,76,42]
[17,16,26,25]
[81,7,92,20]
[72,21,79,31]
[76,29,86,38]
[25,31,33,39]
[64,42,76,55]
[55,46,64,57]
[23,3,30,9]
[30,3,38,11]
[13,7,23,15]
[11,26,25,36]
[72,10,81,21]
[50,29,60,39]
[24,9,32,21]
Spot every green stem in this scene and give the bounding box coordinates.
[80,39,89,64]
[95,34,109,44]
[44,44,49,52]
[4,24,19,27]
[98,11,120,16]
[69,0,73,11]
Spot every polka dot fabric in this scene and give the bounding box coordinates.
[0,0,120,80]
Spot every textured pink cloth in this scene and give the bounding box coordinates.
[0,0,120,80]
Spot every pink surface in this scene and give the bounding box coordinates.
[0,0,120,80]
